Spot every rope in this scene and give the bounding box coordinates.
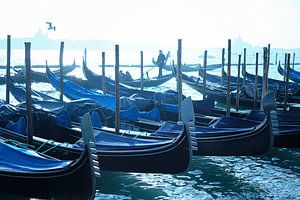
[36,139,69,154]
[5,139,35,149]
[35,139,53,152]
[40,142,68,154]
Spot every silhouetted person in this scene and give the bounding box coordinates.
[119,70,125,80]
[123,71,133,81]
[156,50,167,78]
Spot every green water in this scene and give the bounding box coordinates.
[94,148,300,199]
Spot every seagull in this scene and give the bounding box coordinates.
[46,22,56,31]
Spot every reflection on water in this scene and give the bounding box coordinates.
[95,149,300,200]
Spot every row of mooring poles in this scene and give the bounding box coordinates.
[5,38,65,145]
[5,38,34,145]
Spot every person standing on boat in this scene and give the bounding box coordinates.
[156,50,167,78]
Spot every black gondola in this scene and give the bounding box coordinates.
[0,113,98,199]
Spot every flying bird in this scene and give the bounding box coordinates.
[46,22,56,31]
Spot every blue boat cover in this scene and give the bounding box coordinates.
[73,128,172,151]
[152,121,256,138]
[47,68,161,121]
[90,111,102,128]
[5,117,27,136]
[0,141,71,173]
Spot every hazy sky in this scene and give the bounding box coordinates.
[1,0,300,48]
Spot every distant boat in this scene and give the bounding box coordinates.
[278,62,300,83]
[82,60,173,88]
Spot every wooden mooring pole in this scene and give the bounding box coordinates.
[242,48,246,84]
[6,35,11,104]
[283,54,290,112]
[236,55,241,111]
[221,48,225,85]
[267,44,271,90]
[226,39,231,116]
[177,39,182,121]
[202,50,207,99]
[25,42,33,145]
[292,53,295,69]
[115,45,120,135]
[59,42,64,102]
[254,53,259,109]
[140,51,144,91]
[261,47,268,110]
[102,52,106,94]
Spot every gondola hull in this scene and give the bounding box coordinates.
[0,115,192,174]
[121,73,173,88]
[192,117,272,156]
[0,148,94,199]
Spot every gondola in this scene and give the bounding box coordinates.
[278,62,300,83]
[198,67,243,85]
[163,63,221,72]
[0,63,77,84]
[0,101,192,174]
[242,67,300,95]
[120,73,174,88]
[0,113,97,199]
[82,60,151,96]
[9,77,291,152]
[47,65,218,123]
[181,73,262,108]
[46,65,162,122]
[152,93,276,156]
